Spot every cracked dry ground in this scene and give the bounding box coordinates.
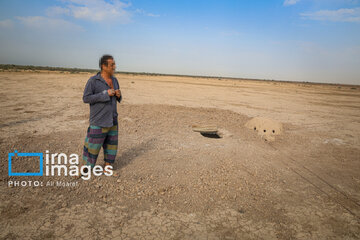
[1,104,359,239]
[1,72,360,239]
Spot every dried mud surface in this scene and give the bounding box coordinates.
[0,72,359,239]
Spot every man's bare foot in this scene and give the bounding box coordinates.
[74,173,82,179]
[104,162,119,177]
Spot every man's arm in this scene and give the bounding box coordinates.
[114,78,122,103]
[83,79,110,104]
[117,95,122,103]
[115,89,122,103]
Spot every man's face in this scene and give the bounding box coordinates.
[103,58,116,76]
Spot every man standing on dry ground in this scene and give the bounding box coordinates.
[82,55,122,173]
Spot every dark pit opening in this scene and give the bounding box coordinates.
[272,130,275,133]
[254,127,256,130]
[263,129,266,133]
[201,133,221,139]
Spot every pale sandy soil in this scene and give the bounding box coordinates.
[0,71,359,239]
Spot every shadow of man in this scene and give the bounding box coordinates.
[113,138,156,171]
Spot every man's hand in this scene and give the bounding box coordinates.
[107,89,115,96]
[115,89,121,98]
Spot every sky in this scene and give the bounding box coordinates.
[0,0,359,84]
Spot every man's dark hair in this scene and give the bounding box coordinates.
[99,54,114,70]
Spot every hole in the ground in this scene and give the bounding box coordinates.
[254,127,256,130]
[200,133,221,139]
[272,130,275,133]
[263,129,266,133]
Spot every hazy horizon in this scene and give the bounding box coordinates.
[1,0,360,85]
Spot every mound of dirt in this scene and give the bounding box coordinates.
[245,117,283,142]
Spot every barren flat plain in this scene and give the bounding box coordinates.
[0,71,359,239]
